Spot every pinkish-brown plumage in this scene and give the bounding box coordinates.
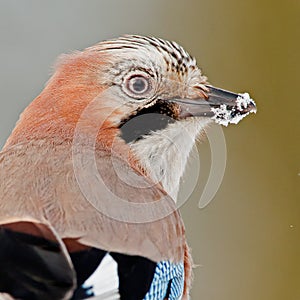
[0,35,256,300]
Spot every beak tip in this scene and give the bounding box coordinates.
[210,91,257,126]
[237,93,256,110]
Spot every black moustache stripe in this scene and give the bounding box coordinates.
[119,101,177,143]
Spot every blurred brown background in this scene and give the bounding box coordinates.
[0,1,299,299]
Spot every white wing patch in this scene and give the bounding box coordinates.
[84,254,120,300]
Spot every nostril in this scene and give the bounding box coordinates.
[187,85,209,100]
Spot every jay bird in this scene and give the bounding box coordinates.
[0,35,256,300]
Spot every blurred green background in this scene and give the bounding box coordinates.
[0,1,299,299]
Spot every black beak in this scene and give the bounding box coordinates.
[172,85,257,126]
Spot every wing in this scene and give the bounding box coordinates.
[0,220,76,300]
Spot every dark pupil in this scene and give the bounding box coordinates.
[132,78,146,92]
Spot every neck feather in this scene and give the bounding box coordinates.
[130,118,210,201]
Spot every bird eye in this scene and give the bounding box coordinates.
[124,74,152,99]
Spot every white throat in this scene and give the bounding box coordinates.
[130,118,210,201]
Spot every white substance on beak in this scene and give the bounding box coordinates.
[237,93,251,110]
[211,92,256,127]
[211,104,232,127]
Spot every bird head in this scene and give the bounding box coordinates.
[83,35,256,137]
[6,35,256,200]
